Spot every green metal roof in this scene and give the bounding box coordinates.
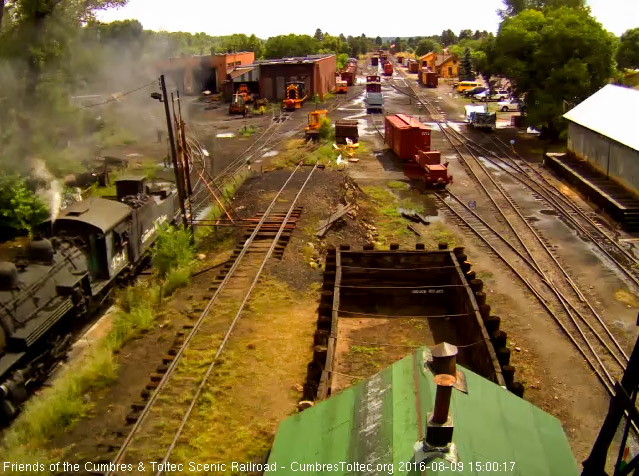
[268,348,578,475]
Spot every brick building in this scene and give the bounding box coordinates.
[255,55,337,101]
[157,51,255,95]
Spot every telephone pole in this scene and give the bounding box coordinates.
[158,74,189,230]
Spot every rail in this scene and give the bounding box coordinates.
[389,61,629,397]
[107,162,318,474]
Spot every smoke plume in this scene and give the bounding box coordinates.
[31,158,62,223]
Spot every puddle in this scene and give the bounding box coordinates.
[540,209,558,216]
[216,133,235,138]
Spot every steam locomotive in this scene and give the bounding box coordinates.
[0,176,178,423]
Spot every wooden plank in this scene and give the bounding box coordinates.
[315,204,354,237]
[407,224,421,236]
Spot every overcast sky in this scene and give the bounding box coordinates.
[96,0,638,37]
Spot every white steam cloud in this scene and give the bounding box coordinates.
[31,158,62,223]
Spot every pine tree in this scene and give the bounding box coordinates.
[460,48,473,80]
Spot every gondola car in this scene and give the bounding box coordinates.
[0,176,178,423]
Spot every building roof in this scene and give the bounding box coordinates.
[563,84,639,152]
[268,348,578,475]
[227,66,259,82]
[55,197,131,234]
[254,54,335,66]
[435,54,456,67]
[419,51,437,61]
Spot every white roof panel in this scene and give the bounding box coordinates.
[563,84,639,152]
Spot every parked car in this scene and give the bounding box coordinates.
[474,89,510,101]
[498,98,525,112]
[463,86,487,97]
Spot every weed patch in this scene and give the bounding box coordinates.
[270,139,341,170]
[349,345,379,356]
[387,180,409,190]
[239,124,256,137]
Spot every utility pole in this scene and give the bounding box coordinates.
[176,90,193,198]
[159,74,188,230]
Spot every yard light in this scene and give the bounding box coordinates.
[150,92,163,101]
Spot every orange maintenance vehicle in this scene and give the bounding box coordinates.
[283,81,307,111]
[336,79,348,94]
[305,109,328,140]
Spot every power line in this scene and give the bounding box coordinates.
[77,79,157,109]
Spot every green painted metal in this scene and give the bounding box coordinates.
[268,348,578,475]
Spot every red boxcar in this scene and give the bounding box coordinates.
[408,61,419,73]
[384,114,431,160]
[341,63,358,86]
[383,62,393,76]
[424,71,438,88]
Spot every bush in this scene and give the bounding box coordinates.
[318,117,333,140]
[108,283,158,349]
[0,175,49,240]
[152,225,195,279]
[164,266,191,296]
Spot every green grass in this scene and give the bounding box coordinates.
[239,124,257,137]
[387,180,409,190]
[164,266,192,296]
[271,140,341,170]
[361,186,413,244]
[349,345,379,356]
[430,222,458,247]
[360,185,460,249]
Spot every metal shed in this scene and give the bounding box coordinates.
[268,348,578,475]
[563,84,639,195]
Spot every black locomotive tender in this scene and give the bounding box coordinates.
[0,176,178,423]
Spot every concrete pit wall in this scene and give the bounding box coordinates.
[302,244,523,407]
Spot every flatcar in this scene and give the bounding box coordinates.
[0,176,178,423]
[403,149,453,188]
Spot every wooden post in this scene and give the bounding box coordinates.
[160,75,188,230]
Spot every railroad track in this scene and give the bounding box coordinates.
[458,130,639,287]
[105,162,318,475]
[188,89,357,218]
[390,63,630,396]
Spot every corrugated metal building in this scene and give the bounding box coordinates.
[268,347,578,475]
[255,54,337,101]
[563,84,639,194]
